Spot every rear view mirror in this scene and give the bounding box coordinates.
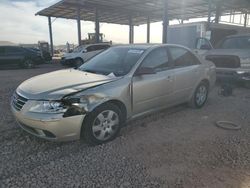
[135,67,156,76]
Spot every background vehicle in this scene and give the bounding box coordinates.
[81,33,105,45]
[61,43,111,67]
[0,46,43,68]
[167,22,250,54]
[12,44,216,145]
[205,34,250,84]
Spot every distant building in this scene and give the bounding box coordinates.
[0,41,16,46]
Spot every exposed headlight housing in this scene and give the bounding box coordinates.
[29,101,67,114]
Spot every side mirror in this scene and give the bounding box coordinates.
[200,44,212,50]
[135,67,156,76]
[82,49,87,53]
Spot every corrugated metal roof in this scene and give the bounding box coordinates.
[36,0,250,25]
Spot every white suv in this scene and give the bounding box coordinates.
[61,43,111,67]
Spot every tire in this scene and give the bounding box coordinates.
[189,81,209,109]
[82,103,122,145]
[74,58,83,68]
[22,59,35,69]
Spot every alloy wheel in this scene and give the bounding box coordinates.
[92,110,120,141]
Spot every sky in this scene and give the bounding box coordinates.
[0,0,244,46]
[0,0,165,45]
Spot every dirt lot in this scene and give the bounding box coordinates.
[0,64,250,188]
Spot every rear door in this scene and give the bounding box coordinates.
[5,46,24,64]
[132,47,174,115]
[168,46,202,103]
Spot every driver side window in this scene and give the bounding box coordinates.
[141,47,169,72]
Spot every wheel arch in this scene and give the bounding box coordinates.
[80,99,127,141]
[200,79,210,90]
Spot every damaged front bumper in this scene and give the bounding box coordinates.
[11,101,86,142]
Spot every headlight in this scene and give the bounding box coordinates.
[29,101,67,113]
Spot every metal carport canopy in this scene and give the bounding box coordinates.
[36,0,250,26]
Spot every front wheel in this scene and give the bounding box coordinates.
[189,82,209,108]
[82,103,122,145]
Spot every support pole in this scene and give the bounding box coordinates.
[147,17,150,43]
[244,13,248,27]
[162,0,169,43]
[95,8,100,43]
[77,8,82,46]
[207,0,212,29]
[129,16,134,44]
[215,2,221,23]
[48,16,54,57]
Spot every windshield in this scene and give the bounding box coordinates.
[73,46,84,53]
[79,46,145,76]
[218,36,250,49]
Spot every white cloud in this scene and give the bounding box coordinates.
[0,0,163,45]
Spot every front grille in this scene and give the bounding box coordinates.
[12,92,28,111]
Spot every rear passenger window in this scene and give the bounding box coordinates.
[96,45,110,50]
[87,45,110,52]
[86,46,96,52]
[169,47,200,67]
[141,47,169,72]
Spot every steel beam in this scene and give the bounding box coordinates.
[162,0,169,44]
[95,8,100,43]
[129,16,134,44]
[147,17,150,43]
[207,0,212,29]
[244,13,248,27]
[215,2,221,23]
[77,8,82,45]
[48,16,54,56]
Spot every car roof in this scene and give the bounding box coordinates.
[0,45,21,48]
[111,43,191,51]
[84,43,111,48]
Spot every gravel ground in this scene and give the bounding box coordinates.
[0,64,250,188]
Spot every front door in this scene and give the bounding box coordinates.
[132,47,174,115]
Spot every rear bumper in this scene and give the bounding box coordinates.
[216,68,250,82]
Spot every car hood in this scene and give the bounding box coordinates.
[17,69,118,100]
[205,49,250,59]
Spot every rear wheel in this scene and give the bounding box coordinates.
[82,103,122,145]
[22,59,35,69]
[189,82,209,108]
[75,58,83,68]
